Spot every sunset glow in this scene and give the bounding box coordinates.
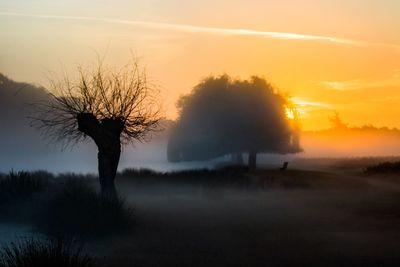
[2,3,400,264]
[1,0,400,131]
[285,108,296,120]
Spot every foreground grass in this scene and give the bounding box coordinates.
[33,178,133,238]
[0,165,367,239]
[0,239,98,267]
[2,165,400,266]
[0,171,51,221]
[0,171,133,239]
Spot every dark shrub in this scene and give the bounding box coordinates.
[0,238,98,267]
[364,161,400,175]
[0,170,52,202]
[33,177,133,239]
[57,173,97,181]
[0,171,52,221]
[119,168,159,178]
[118,167,250,188]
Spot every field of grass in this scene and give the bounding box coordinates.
[102,162,400,266]
[0,171,133,239]
[1,159,400,266]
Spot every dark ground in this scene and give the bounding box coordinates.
[87,165,400,267]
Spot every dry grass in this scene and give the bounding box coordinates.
[0,238,98,267]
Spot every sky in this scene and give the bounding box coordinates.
[1,0,400,130]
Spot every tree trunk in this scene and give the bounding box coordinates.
[77,114,124,199]
[98,146,120,199]
[248,151,257,169]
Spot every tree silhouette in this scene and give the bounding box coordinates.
[32,61,162,198]
[329,111,348,129]
[167,75,301,168]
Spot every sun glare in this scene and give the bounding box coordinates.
[286,108,296,120]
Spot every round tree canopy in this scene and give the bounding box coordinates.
[168,75,301,162]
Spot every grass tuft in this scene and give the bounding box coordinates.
[0,170,52,221]
[32,177,133,239]
[118,166,250,187]
[0,238,98,267]
[0,170,52,202]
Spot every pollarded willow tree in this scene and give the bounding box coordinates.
[32,61,162,198]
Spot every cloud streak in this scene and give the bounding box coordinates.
[1,11,396,48]
[290,97,332,110]
[320,71,400,91]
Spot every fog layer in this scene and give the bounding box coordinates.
[1,74,400,173]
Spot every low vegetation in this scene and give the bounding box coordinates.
[118,165,250,187]
[117,166,326,191]
[0,239,98,267]
[0,171,51,202]
[0,171,52,221]
[365,161,400,175]
[0,171,133,239]
[33,178,133,238]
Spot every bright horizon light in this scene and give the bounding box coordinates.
[1,1,400,130]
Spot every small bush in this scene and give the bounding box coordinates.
[57,173,97,181]
[0,238,98,267]
[364,161,400,175]
[118,166,249,187]
[0,170,52,202]
[0,171,52,221]
[33,177,133,239]
[119,168,159,178]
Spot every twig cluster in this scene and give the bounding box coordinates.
[31,61,162,147]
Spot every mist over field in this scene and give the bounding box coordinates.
[2,73,400,174]
[3,73,400,265]
[2,1,400,266]
[0,74,218,173]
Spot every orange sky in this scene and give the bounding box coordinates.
[1,0,400,130]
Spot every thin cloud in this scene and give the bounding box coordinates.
[288,97,332,119]
[0,11,394,48]
[320,71,400,91]
[319,80,362,91]
[291,97,331,109]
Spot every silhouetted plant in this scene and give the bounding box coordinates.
[329,111,348,130]
[32,177,133,239]
[168,75,301,169]
[0,171,52,200]
[364,161,400,175]
[0,171,52,221]
[0,238,98,267]
[117,167,250,187]
[31,60,162,198]
[118,168,160,178]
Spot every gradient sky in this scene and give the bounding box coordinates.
[1,0,400,130]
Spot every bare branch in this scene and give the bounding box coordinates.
[31,59,163,147]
